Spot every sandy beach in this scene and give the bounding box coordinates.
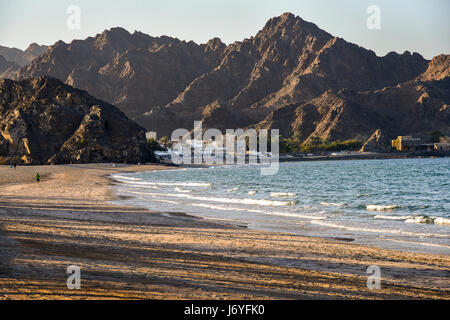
[0,163,449,300]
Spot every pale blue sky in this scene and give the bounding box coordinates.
[0,0,448,59]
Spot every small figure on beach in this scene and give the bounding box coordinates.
[9,163,12,168]
[13,163,16,169]
[36,172,40,183]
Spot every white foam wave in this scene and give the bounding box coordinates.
[374,215,413,221]
[191,203,249,212]
[124,190,297,207]
[119,180,211,187]
[154,199,181,205]
[227,187,239,192]
[248,191,257,195]
[310,220,448,238]
[405,216,450,225]
[434,217,450,225]
[366,204,400,211]
[112,175,142,181]
[321,202,346,207]
[191,203,326,220]
[263,211,327,220]
[174,187,192,193]
[270,192,296,198]
[381,238,450,249]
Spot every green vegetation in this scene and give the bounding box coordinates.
[147,138,165,152]
[429,130,444,143]
[159,136,174,150]
[147,136,175,152]
[279,134,362,153]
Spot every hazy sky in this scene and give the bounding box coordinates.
[0,0,449,59]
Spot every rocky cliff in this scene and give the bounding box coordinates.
[0,76,152,165]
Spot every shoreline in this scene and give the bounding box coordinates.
[279,153,449,163]
[0,164,449,299]
[112,161,450,256]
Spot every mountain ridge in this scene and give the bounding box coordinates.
[12,13,449,142]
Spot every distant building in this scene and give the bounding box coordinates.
[392,135,450,152]
[434,136,450,151]
[392,136,422,151]
[145,131,157,140]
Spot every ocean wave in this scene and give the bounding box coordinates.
[366,204,400,211]
[112,175,142,181]
[321,202,346,207]
[434,217,450,225]
[374,215,413,221]
[270,192,296,198]
[154,199,181,205]
[405,216,450,225]
[263,211,327,220]
[191,203,327,220]
[248,191,257,195]
[381,238,450,249]
[118,180,211,187]
[310,220,448,238]
[374,214,450,225]
[227,187,239,192]
[174,187,192,193]
[191,203,250,212]
[124,190,298,207]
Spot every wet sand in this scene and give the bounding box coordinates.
[0,164,449,299]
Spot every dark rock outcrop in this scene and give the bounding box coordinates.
[0,76,152,165]
[360,129,392,152]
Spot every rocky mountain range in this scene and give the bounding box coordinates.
[255,54,450,142]
[0,43,48,79]
[0,76,152,165]
[7,13,450,145]
[0,43,48,67]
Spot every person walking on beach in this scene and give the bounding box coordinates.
[36,172,40,183]
[13,163,16,169]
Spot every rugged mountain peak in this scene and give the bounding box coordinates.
[99,27,131,38]
[258,12,329,40]
[419,54,450,81]
[94,27,133,49]
[24,43,48,56]
[263,12,299,29]
[204,38,226,53]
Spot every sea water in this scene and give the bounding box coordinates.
[112,158,450,255]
